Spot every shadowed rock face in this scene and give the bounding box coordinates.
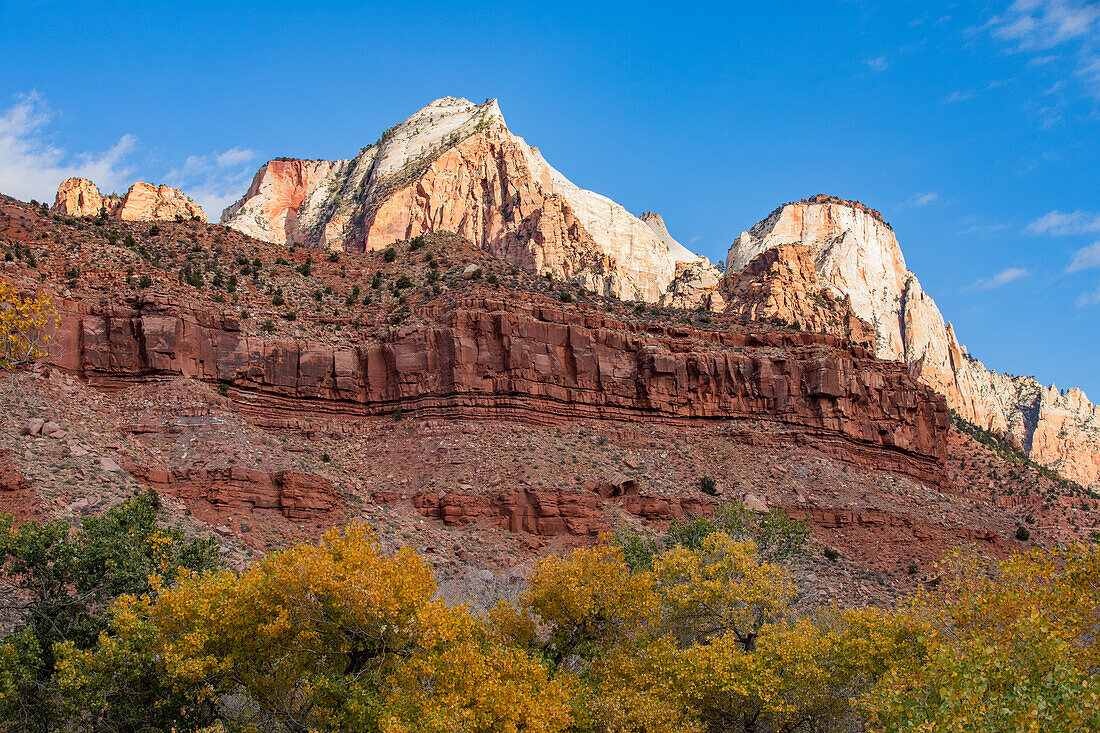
[52,178,206,222]
[726,196,1100,489]
[221,97,719,303]
[45,290,949,487]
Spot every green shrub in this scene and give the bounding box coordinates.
[700,476,718,495]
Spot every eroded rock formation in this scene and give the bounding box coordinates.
[52,178,206,222]
[726,195,1100,488]
[44,291,948,486]
[222,97,718,302]
[126,464,340,520]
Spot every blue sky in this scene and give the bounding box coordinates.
[1,0,1098,398]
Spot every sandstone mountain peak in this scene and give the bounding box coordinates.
[727,195,1100,489]
[221,97,716,303]
[52,177,207,222]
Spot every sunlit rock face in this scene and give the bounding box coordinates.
[52,178,206,222]
[222,97,719,303]
[727,195,1100,488]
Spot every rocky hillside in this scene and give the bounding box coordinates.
[726,195,1100,489]
[52,177,207,222]
[222,97,718,303]
[7,193,1093,605]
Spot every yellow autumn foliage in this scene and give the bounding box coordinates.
[863,544,1100,732]
[41,520,1100,733]
[0,277,57,370]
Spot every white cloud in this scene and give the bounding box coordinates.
[984,1,1100,99]
[215,147,255,168]
[987,0,1100,51]
[971,267,1030,290]
[1027,209,1100,235]
[1077,281,1100,306]
[1068,241,1100,271]
[958,220,1011,235]
[0,91,260,219]
[1028,53,1062,65]
[1077,48,1100,95]
[0,92,136,203]
[865,56,889,71]
[944,90,976,103]
[165,147,257,220]
[904,191,940,207]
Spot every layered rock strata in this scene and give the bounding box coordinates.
[726,195,1100,487]
[44,291,949,486]
[222,97,718,302]
[126,465,340,520]
[52,178,206,222]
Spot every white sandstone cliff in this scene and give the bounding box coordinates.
[727,195,1100,488]
[222,97,718,302]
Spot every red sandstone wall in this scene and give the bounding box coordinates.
[46,292,949,485]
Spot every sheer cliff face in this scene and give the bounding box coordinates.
[221,97,717,302]
[52,178,207,222]
[727,196,1100,488]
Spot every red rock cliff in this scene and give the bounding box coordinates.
[46,292,949,486]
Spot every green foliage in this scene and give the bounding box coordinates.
[611,503,810,574]
[0,492,218,730]
[383,247,397,263]
[178,264,204,288]
[669,503,810,564]
[1016,524,1031,541]
[147,224,159,236]
[699,476,718,495]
